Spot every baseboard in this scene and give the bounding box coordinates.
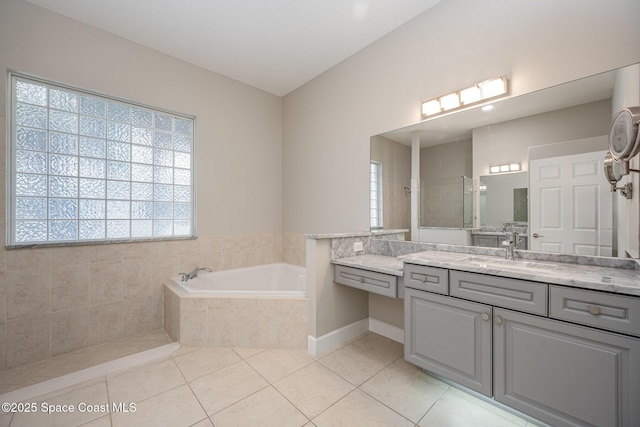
[307,317,404,355]
[307,318,369,355]
[368,318,404,344]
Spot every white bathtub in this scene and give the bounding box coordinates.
[172,262,306,297]
[165,262,308,348]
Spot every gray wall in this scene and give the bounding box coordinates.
[283,0,640,333]
[283,0,640,236]
[0,0,284,237]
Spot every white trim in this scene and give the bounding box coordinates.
[0,342,179,404]
[307,318,369,356]
[369,318,404,344]
[307,317,405,355]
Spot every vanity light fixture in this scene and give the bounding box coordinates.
[490,162,521,174]
[421,76,508,119]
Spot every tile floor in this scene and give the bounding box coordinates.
[0,332,543,427]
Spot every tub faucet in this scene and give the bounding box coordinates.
[179,267,213,281]
[501,232,519,260]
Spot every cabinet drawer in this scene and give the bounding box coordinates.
[450,271,547,315]
[333,265,397,298]
[550,286,640,337]
[404,264,448,294]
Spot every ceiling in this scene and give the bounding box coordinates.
[25,0,442,96]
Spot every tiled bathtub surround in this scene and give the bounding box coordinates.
[0,231,306,371]
[164,283,308,348]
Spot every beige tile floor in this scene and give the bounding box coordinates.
[0,332,544,427]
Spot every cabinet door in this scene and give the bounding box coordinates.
[404,288,492,396]
[494,308,640,427]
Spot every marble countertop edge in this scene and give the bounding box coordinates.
[330,251,640,297]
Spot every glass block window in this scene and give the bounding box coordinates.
[370,161,383,229]
[7,73,195,246]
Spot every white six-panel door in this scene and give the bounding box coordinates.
[529,150,612,256]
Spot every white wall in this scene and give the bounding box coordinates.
[472,100,611,176]
[282,0,640,236]
[0,0,284,237]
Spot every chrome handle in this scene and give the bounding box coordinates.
[532,233,544,238]
[588,306,601,316]
[494,316,503,325]
[481,313,490,321]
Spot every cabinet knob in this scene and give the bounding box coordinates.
[588,306,601,316]
[358,277,365,283]
[420,276,427,282]
[494,316,503,325]
[481,313,490,321]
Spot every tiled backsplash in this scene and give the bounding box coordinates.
[0,232,307,370]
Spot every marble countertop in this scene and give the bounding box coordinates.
[400,251,640,297]
[305,229,408,239]
[332,254,404,276]
[331,251,640,296]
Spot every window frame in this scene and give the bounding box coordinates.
[370,160,383,229]
[6,71,197,248]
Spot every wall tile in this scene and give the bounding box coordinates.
[50,246,90,266]
[152,257,178,285]
[163,286,180,342]
[180,310,207,346]
[122,259,153,300]
[90,261,123,305]
[153,240,178,259]
[0,322,5,370]
[151,291,164,330]
[51,263,90,312]
[6,314,50,368]
[123,296,152,337]
[6,248,50,271]
[177,239,200,256]
[0,231,293,369]
[0,272,5,322]
[234,310,263,348]
[206,309,235,347]
[6,268,50,320]
[122,241,155,260]
[51,308,90,356]
[90,244,123,263]
[177,252,201,273]
[90,301,123,346]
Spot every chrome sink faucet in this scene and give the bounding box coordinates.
[501,232,519,260]
[179,267,213,281]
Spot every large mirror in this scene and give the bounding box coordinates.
[371,63,640,257]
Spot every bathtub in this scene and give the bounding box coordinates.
[172,262,306,297]
[164,262,308,349]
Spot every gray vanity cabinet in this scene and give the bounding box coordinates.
[494,308,640,427]
[404,287,492,396]
[333,265,398,298]
[404,262,640,426]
